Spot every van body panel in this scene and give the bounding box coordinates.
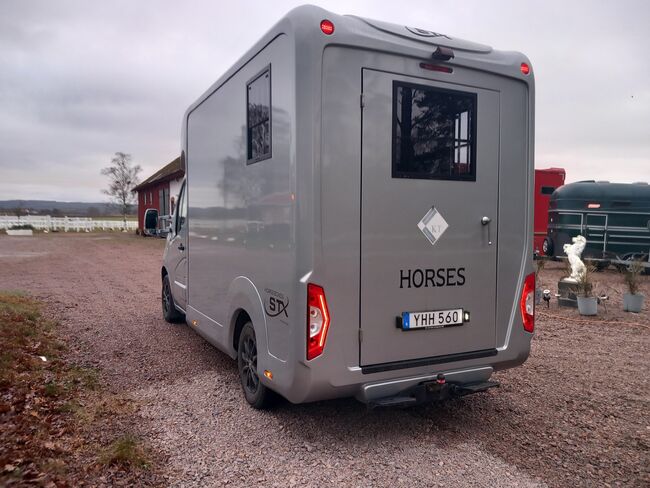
[164,5,535,405]
[185,34,295,364]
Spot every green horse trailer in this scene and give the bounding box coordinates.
[543,181,650,268]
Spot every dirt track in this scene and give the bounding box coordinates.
[0,233,648,487]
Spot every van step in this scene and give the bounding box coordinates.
[453,380,500,395]
[368,380,500,409]
[369,396,419,408]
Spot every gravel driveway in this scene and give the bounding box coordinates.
[0,233,647,487]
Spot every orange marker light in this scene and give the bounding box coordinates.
[264,370,273,380]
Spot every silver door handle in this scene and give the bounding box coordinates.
[481,216,492,245]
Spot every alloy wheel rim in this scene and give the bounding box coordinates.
[162,280,170,314]
[240,334,259,394]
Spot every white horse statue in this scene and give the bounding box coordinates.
[562,235,587,282]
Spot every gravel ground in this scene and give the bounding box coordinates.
[0,233,648,487]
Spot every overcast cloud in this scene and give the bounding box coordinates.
[0,0,648,201]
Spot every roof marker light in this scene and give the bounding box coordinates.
[587,203,601,209]
[320,19,334,35]
[520,62,530,75]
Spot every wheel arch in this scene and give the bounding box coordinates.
[224,277,268,363]
[232,308,252,353]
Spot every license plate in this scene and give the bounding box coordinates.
[401,308,464,330]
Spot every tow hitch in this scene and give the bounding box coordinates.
[368,374,499,409]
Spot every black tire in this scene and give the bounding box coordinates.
[237,322,273,409]
[162,274,184,323]
[542,237,554,257]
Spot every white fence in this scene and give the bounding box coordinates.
[0,215,138,232]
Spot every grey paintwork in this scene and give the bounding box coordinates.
[162,5,535,404]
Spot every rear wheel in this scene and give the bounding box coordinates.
[238,322,273,409]
[162,274,184,323]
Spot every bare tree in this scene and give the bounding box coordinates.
[101,152,141,230]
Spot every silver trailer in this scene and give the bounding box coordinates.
[162,5,536,408]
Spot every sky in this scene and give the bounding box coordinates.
[0,0,648,202]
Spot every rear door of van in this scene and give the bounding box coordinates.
[360,69,499,368]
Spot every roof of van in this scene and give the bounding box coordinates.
[551,181,650,202]
[184,4,532,118]
[348,15,492,53]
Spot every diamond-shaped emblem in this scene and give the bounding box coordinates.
[417,206,448,246]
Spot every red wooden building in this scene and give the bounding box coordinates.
[534,167,566,254]
[132,157,184,234]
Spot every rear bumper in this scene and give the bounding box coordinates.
[274,330,531,404]
[358,365,494,403]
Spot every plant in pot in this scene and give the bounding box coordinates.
[576,265,597,316]
[623,260,645,313]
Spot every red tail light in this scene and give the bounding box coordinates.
[307,283,330,360]
[520,272,535,333]
[520,62,530,75]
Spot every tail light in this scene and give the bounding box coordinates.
[307,283,330,360]
[520,272,535,333]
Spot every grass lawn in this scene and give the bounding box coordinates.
[0,292,156,485]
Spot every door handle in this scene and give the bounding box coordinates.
[178,243,185,251]
[481,216,492,246]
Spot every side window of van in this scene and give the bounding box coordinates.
[541,186,556,195]
[176,184,187,235]
[392,81,476,181]
[246,67,271,163]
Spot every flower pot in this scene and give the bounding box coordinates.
[577,296,597,316]
[623,293,644,313]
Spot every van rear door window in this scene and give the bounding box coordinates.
[246,67,271,163]
[392,81,476,181]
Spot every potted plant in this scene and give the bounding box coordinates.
[623,260,645,313]
[576,265,597,316]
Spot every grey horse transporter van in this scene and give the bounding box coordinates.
[161,5,535,408]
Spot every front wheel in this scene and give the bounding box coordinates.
[238,322,273,409]
[162,274,184,323]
